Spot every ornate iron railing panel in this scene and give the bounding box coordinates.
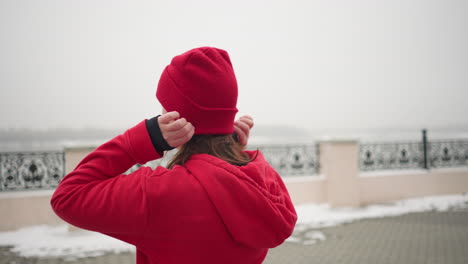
[255,144,319,176]
[0,151,65,191]
[360,139,468,171]
[429,140,468,168]
[359,142,423,171]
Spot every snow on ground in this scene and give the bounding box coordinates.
[295,193,468,228]
[1,193,468,258]
[288,193,468,245]
[0,225,134,260]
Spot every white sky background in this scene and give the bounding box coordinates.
[1,0,467,134]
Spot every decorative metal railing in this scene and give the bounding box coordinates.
[0,144,318,192]
[429,140,468,168]
[360,139,468,171]
[359,142,423,171]
[2,138,465,191]
[0,151,65,191]
[255,144,319,176]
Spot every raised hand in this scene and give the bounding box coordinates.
[158,111,195,148]
[234,115,254,146]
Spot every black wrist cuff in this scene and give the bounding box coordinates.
[146,115,175,153]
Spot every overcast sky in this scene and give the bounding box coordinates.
[1,0,467,135]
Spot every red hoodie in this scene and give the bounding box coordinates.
[51,120,297,264]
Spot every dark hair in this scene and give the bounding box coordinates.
[167,134,252,169]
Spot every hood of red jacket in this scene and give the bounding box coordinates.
[185,150,297,248]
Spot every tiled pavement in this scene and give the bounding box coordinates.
[2,209,468,264]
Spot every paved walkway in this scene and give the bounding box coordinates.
[2,208,468,264]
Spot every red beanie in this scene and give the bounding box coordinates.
[156,47,238,135]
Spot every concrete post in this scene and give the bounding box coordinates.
[64,146,96,174]
[64,146,95,232]
[319,140,360,207]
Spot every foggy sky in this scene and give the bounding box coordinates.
[1,0,467,134]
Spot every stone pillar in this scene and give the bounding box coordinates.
[64,146,96,232]
[319,140,360,207]
[64,146,96,174]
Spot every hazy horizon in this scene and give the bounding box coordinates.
[1,122,467,152]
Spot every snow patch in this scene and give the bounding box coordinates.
[286,193,468,245]
[295,193,468,228]
[0,225,134,259]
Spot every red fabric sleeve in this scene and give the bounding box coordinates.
[50,120,161,237]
